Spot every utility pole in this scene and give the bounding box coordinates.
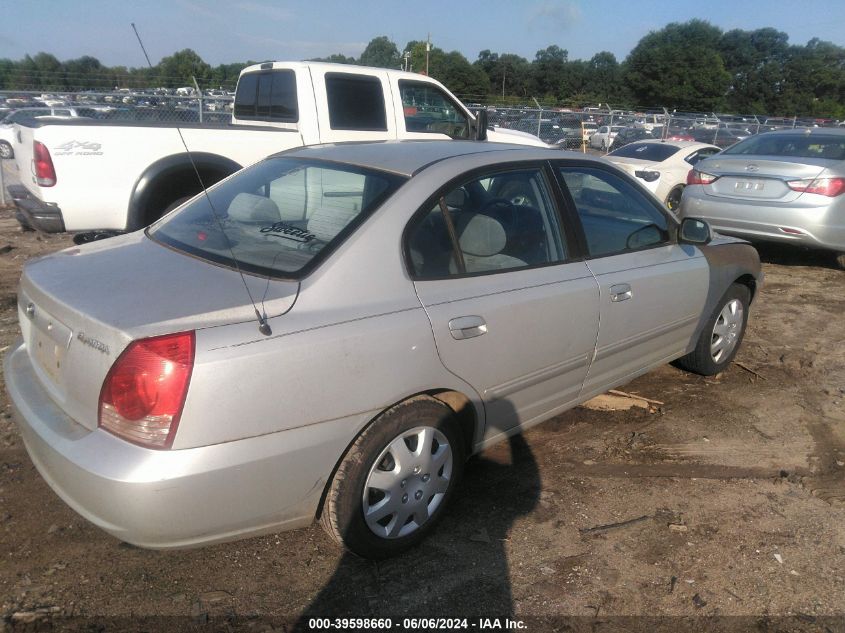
[425,33,430,76]
[502,62,506,98]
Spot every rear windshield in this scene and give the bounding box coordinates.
[609,143,681,162]
[723,133,845,160]
[149,158,405,279]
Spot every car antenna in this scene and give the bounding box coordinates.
[130,23,271,336]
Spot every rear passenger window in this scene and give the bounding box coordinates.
[325,73,387,131]
[407,168,567,278]
[234,70,298,122]
[558,167,669,257]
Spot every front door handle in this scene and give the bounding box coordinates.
[610,283,632,302]
[448,315,487,340]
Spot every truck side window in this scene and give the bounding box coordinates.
[325,73,387,131]
[235,70,298,122]
[398,80,469,139]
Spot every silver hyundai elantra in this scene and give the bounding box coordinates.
[6,140,761,558]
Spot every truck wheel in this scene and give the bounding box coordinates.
[674,283,750,376]
[320,396,464,559]
[0,141,12,160]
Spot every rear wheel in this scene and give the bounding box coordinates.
[674,283,750,376]
[0,141,12,159]
[600,139,606,151]
[320,396,464,559]
[665,185,684,211]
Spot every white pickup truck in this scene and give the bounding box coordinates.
[8,62,544,237]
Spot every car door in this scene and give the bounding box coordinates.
[407,165,600,444]
[554,163,709,396]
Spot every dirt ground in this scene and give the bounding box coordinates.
[0,158,843,632]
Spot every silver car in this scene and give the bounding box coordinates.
[680,128,845,268]
[5,141,761,558]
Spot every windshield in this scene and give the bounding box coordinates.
[150,157,405,279]
[609,143,681,162]
[722,133,845,160]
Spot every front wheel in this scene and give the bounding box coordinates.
[835,252,845,270]
[674,283,750,376]
[320,396,464,559]
[0,141,12,160]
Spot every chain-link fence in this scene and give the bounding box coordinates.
[3,89,839,144]
[478,104,834,154]
[0,90,234,125]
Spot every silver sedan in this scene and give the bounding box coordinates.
[6,140,761,558]
[680,128,845,268]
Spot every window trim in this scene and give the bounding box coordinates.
[403,161,579,281]
[550,160,680,261]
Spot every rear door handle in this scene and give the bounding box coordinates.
[610,283,632,302]
[448,315,487,340]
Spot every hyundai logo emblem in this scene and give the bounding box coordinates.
[745,164,759,172]
[25,302,35,319]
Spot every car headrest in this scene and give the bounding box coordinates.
[227,193,281,223]
[457,214,507,257]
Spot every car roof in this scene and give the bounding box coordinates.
[279,140,574,177]
[758,127,845,137]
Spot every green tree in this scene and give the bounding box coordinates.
[624,20,730,110]
[156,49,212,88]
[719,28,789,113]
[530,45,569,97]
[359,36,400,69]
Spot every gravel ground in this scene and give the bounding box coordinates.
[0,157,843,632]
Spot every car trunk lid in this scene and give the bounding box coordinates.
[698,156,831,203]
[18,232,299,431]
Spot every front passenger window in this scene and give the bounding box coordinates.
[558,167,669,257]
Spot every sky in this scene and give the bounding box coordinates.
[2,0,845,68]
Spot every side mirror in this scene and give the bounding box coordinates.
[473,109,488,141]
[679,217,713,244]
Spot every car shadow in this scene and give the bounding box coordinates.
[753,242,842,270]
[291,419,540,629]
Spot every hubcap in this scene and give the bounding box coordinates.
[362,426,453,539]
[710,298,744,363]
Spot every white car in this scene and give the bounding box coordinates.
[589,125,624,150]
[0,107,84,159]
[607,140,720,210]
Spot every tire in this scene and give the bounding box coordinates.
[600,140,606,151]
[320,395,464,559]
[835,252,845,270]
[674,283,750,376]
[0,141,12,160]
[665,185,684,211]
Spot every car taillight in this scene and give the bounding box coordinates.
[33,141,56,187]
[786,177,845,197]
[99,331,195,449]
[687,169,719,185]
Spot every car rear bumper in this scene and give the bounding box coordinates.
[4,339,341,549]
[7,184,66,233]
[681,189,845,251]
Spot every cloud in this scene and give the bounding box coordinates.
[177,0,221,20]
[232,32,366,58]
[233,2,294,21]
[528,0,582,30]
